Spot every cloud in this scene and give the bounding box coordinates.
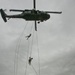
[0,0,75,75]
[40,47,75,75]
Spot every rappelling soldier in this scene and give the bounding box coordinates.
[26,34,31,40]
[28,57,33,65]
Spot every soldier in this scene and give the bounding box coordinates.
[26,34,31,40]
[28,57,33,65]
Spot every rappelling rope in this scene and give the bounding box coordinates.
[28,22,34,57]
[14,22,28,75]
[16,22,40,75]
[36,31,40,75]
[24,23,39,75]
[29,25,39,75]
[30,24,35,57]
[24,22,34,75]
[31,64,38,75]
[29,30,40,75]
[28,24,40,75]
[14,21,40,75]
[24,40,29,75]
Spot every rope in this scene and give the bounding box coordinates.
[24,39,30,75]
[31,64,38,75]
[28,24,40,75]
[26,22,35,57]
[24,22,34,75]
[20,22,40,75]
[28,23,34,57]
[27,24,41,75]
[29,22,34,33]
[30,24,35,57]
[14,21,40,75]
[36,31,40,75]
[24,22,39,75]
[14,22,28,75]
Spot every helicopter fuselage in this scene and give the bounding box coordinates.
[7,9,50,22]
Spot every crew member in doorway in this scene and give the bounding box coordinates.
[26,34,31,40]
[28,57,33,65]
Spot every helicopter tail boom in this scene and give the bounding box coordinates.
[0,9,7,22]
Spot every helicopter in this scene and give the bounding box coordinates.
[0,0,62,31]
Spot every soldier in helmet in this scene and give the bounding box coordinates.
[28,57,33,65]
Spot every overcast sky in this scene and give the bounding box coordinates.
[0,0,75,75]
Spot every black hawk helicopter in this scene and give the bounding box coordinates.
[0,0,62,31]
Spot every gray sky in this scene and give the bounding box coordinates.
[0,0,75,75]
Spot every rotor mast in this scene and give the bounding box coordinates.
[33,0,37,31]
[33,0,36,10]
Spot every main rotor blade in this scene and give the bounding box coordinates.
[10,9,24,12]
[45,11,62,14]
[33,0,36,9]
[35,21,37,31]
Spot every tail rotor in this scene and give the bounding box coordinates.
[0,9,7,22]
